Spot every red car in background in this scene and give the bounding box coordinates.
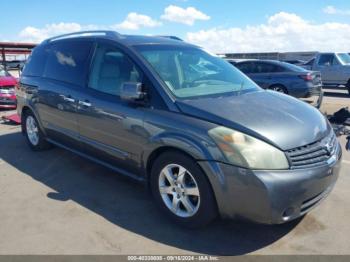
[0,66,18,109]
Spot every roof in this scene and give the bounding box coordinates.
[41,31,194,48]
[120,35,192,47]
[233,59,285,64]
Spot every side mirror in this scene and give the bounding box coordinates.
[121,82,145,102]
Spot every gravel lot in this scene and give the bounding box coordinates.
[0,90,349,255]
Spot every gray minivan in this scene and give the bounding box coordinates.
[17,31,342,227]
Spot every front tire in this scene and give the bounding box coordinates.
[23,111,51,151]
[150,151,217,228]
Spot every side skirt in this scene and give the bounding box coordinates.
[46,138,146,183]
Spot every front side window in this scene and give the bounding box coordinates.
[44,41,92,86]
[137,46,259,99]
[318,54,334,66]
[89,44,142,96]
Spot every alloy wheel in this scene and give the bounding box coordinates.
[272,86,286,93]
[26,115,39,146]
[158,164,200,218]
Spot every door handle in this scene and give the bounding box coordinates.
[59,94,75,103]
[78,100,92,107]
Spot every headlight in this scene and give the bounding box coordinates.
[208,126,289,170]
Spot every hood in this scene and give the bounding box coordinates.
[176,90,330,150]
[0,76,18,87]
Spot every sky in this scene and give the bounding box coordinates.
[1,0,350,53]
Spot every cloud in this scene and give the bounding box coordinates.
[113,12,162,30]
[323,5,350,15]
[17,12,161,43]
[18,22,99,43]
[186,12,350,53]
[161,5,210,26]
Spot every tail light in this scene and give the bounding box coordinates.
[299,74,313,81]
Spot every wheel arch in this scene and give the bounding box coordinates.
[145,146,220,216]
[146,146,198,180]
[21,105,47,136]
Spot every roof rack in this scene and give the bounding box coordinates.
[157,36,183,41]
[44,30,121,43]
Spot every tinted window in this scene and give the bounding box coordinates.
[44,41,92,86]
[318,54,334,66]
[235,62,254,74]
[22,46,48,77]
[253,62,279,73]
[274,65,286,72]
[280,62,308,72]
[88,44,142,96]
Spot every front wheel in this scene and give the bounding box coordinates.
[150,152,217,228]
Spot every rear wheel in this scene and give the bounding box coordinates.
[269,85,288,94]
[23,111,51,151]
[150,151,217,228]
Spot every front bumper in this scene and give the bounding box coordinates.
[198,142,342,224]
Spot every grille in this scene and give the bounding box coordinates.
[0,86,15,95]
[0,85,15,89]
[286,131,337,169]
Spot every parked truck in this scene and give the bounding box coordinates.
[303,53,350,95]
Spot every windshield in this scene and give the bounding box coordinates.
[337,53,350,65]
[137,46,260,99]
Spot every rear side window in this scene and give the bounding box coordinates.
[44,41,92,86]
[253,62,279,73]
[22,46,48,77]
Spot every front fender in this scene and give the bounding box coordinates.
[143,131,213,160]
[141,131,223,170]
